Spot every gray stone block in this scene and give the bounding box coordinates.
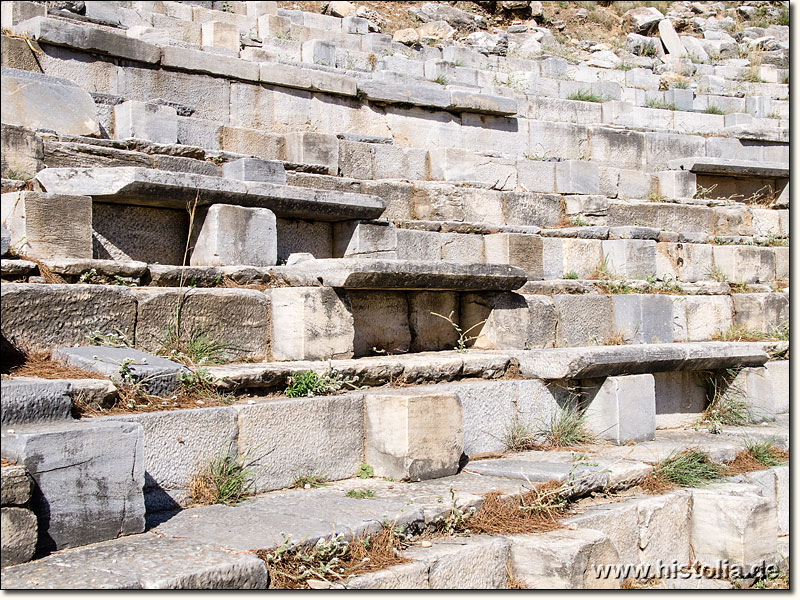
[235,394,363,493]
[405,536,510,588]
[611,294,675,344]
[407,291,460,352]
[1,67,100,137]
[555,160,599,194]
[161,46,258,82]
[601,239,657,279]
[653,371,707,428]
[1,378,74,426]
[1,224,10,256]
[484,233,543,279]
[349,291,411,356]
[584,374,656,444]
[1,507,37,567]
[221,157,286,184]
[1,420,145,553]
[765,361,788,414]
[1,283,137,354]
[357,79,452,109]
[1,192,93,260]
[190,204,277,267]
[51,346,187,397]
[0,533,269,589]
[114,101,178,145]
[1,465,31,506]
[365,391,462,481]
[554,294,612,347]
[284,132,339,175]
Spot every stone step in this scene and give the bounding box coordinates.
[33,167,385,221]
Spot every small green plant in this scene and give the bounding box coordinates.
[645,98,678,111]
[567,90,604,103]
[766,111,781,120]
[670,80,690,89]
[431,311,486,353]
[564,271,579,280]
[707,265,728,283]
[189,443,258,506]
[284,367,360,398]
[536,399,597,448]
[504,417,539,452]
[85,328,133,348]
[3,169,32,181]
[744,438,788,468]
[431,74,448,86]
[291,472,329,489]
[640,44,658,58]
[345,488,375,499]
[704,105,725,115]
[699,368,751,432]
[570,216,589,227]
[159,325,232,366]
[357,463,374,479]
[180,367,235,405]
[652,448,723,487]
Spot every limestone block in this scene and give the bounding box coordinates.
[0,378,74,427]
[408,291,459,352]
[257,13,290,38]
[440,233,484,264]
[583,374,655,444]
[335,221,396,259]
[1,283,137,354]
[269,286,353,361]
[1,124,44,180]
[555,160,599,195]
[100,407,237,510]
[723,366,775,422]
[348,291,411,356]
[635,491,691,566]
[645,131,705,171]
[589,127,646,171]
[656,170,696,199]
[691,485,777,572]
[554,294,612,347]
[684,295,733,342]
[601,239,656,279]
[113,100,177,145]
[1,67,100,137]
[562,501,639,566]
[428,148,516,191]
[461,292,549,350]
[190,204,277,267]
[1,2,45,28]
[284,132,339,175]
[732,293,788,334]
[234,394,363,492]
[276,219,332,262]
[655,242,712,283]
[1,465,31,506]
[1,192,92,259]
[765,361,788,414]
[246,1,278,17]
[201,21,239,51]
[516,159,556,193]
[502,192,562,228]
[508,529,620,589]
[342,16,369,34]
[1,420,145,553]
[92,203,187,265]
[653,371,707,428]
[774,466,788,536]
[220,127,285,161]
[484,233,543,279]
[134,287,270,362]
[611,294,675,344]
[301,39,335,66]
[774,246,788,279]
[712,245,775,284]
[405,536,510,589]
[541,238,603,279]
[529,121,590,162]
[346,562,429,589]
[364,391,462,481]
[1,507,37,567]
[222,157,286,184]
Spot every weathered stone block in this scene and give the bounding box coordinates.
[691,485,777,572]
[301,39,335,66]
[1,465,31,506]
[722,366,775,422]
[222,157,286,184]
[554,294,612,347]
[348,291,410,356]
[113,101,178,145]
[1,192,92,259]
[656,170,696,198]
[712,245,775,284]
[583,374,656,444]
[1,507,37,567]
[601,239,656,279]
[1,420,145,553]
[405,536,510,589]
[765,361,788,414]
[484,233,543,279]
[516,158,556,193]
[501,191,562,228]
[235,394,363,492]
[635,491,691,566]
[1,124,44,180]
[683,295,733,342]
[134,287,270,362]
[1,67,100,137]
[732,293,788,334]
[269,286,353,361]
[653,371,707,428]
[191,204,277,267]
[365,391,462,481]
[284,132,339,175]
[201,21,240,51]
[774,466,788,536]
[555,160,599,195]
[508,529,620,589]
[655,242,712,283]
[1,283,137,354]
[461,292,542,350]
[541,238,603,280]
[0,378,73,427]
[407,291,459,352]
[611,294,675,344]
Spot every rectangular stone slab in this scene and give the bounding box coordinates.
[34,167,385,221]
[667,157,789,178]
[275,259,527,291]
[512,342,769,379]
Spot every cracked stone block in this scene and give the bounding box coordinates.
[1,420,145,553]
[190,204,277,267]
[1,192,92,260]
[635,491,691,567]
[269,286,354,361]
[1,465,32,506]
[542,238,603,280]
[583,374,656,444]
[1,507,37,567]
[365,391,462,481]
[113,100,178,144]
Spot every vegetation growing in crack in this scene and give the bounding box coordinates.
[284,368,361,398]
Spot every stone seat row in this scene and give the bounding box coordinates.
[0,280,788,363]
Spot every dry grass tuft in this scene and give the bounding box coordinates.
[637,472,679,495]
[257,525,410,589]
[3,352,107,381]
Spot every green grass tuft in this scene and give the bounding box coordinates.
[537,400,597,448]
[652,448,723,487]
[745,438,788,467]
[567,90,604,103]
[346,489,375,499]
